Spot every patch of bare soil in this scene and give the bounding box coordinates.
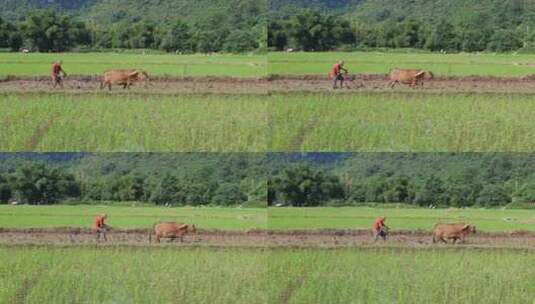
[270,74,535,94]
[0,228,533,250]
[3,74,535,95]
[0,75,268,95]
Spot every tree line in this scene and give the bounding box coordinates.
[0,10,264,53]
[268,154,535,208]
[2,153,535,208]
[0,154,266,206]
[269,9,533,52]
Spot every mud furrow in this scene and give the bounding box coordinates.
[2,74,535,94]
[0,228,533,249]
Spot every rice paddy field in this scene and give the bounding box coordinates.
[0,93,267,152]
[267,248,535,304]
[0,205,533,303]
[0,246,268,303]
[3,205,533,232]
[0,53,266,78]
[269,93,535,152]
[269,51,535,77]
[268,207,535,232]
[0,205,267,230]
[4,91,535,152]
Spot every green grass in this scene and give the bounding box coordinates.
[0,246,268,303]
[2,205,532,232]
[0,93,267,152]
[0,205,267,230]
[268,248,535,304]
[268,207,535,232]
[269,52,535,77]
[0,53,266,77]
[269,93,535,152]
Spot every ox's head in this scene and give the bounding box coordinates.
[189,224,197,233]
[128,70,149,82]
[462,224,476,234]
[425,71,434,80]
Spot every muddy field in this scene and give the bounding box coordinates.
[0,228,533,249]
[270,74,535,94]
[3,74,535,94]
[0,76,268,95]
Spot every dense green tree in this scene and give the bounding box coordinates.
[212,184,248,206]
[0,174,11,203]
[10,163,79,204]
[513,183,535,204]
[476,184,511,207]
[160,20,193,53]
[270,164,344,206]
[21,10,90,51]
[223,30,259,53]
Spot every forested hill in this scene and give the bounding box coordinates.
[0,0,95,19]
[269,0,535,52]
[0,0,266,53]
[1,0,266,25]
[270,0,363,13]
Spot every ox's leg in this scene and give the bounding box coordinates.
[108,83,112,91]
[439,237,447,244]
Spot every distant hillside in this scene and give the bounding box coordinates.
[0,0,95,20]
[269,0,535,52]
[0,0,266,53]
[0,0,266,26]
[271,0,535,27]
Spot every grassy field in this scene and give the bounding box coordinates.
[0,246,532,304]
[0,205,266,230]
[269,93,535,152]
[0,93,267,152]
[0,246,267,303]
[268,248,535,304]
[0,53,266,78]
[268,207,535,232]
[1,205,533,232]
[269,52,535,77]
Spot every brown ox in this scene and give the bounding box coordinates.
[149,222,196,243]
[100,69,149,90]
[389,68,434,88]
[432,223,476,244]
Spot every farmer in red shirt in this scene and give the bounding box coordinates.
[51,60,66,88]
[93,214,109,242]
[329,60,348,89]
[373,216,390,242]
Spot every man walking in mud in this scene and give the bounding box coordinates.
[51,60,67,88]
[93,214,109,242]
[373,216,390,242]
[329,60,348,89]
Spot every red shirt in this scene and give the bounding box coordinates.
[51,63,61,76]
[373,218,385,231]
[329,63,342,78]
[94,216,105,230]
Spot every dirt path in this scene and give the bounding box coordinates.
[0,228,533,249]
[0,76,268,95]
[3,74,535,95]
[269,74,535,94]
